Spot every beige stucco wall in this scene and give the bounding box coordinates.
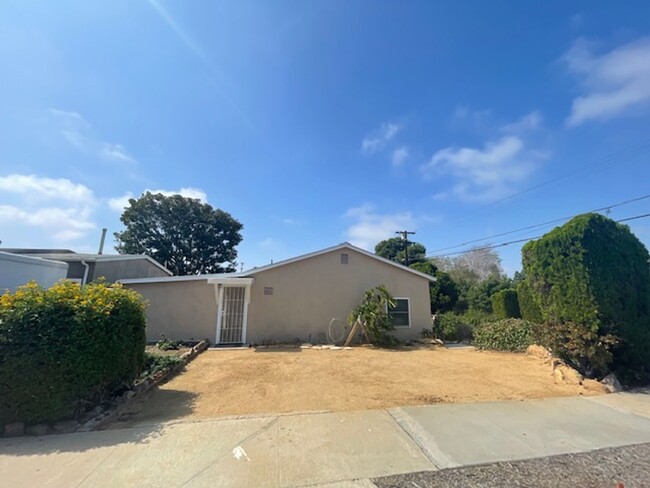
[126,280,217,342]
[124,247,432,344]
[246,248,431,343]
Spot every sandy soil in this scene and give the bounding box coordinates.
[110,347,605,427]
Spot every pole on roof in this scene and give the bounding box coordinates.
[98,228,107,255]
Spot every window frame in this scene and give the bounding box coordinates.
[387,297,411,328]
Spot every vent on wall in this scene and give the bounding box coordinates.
[264,286,274,295]
[340,253,349,265]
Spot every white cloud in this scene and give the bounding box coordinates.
[362,122,400,153]
[0,174,94,203]
[50,108,137,164]
[344,204,415,250]
[0,174,97,242]
[108,187,208,212]
[0,206,96,241]
[501,111,542,133]
[108,193,134,212]
[100,143,136,163]
[563,37,650,126]
[151,187,208,202]
[422,135,541,202]
[392,146,409,166]
[424,110,546,202]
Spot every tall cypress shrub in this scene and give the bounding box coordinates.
[517,280,543,323]
[490,289,521,319]
[522,213,650,383]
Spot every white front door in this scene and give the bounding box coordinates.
[216,285,248,344]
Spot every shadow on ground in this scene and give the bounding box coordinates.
[0,389,198,455]
[100,388,198,430]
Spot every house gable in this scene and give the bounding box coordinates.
[243,242,435,282]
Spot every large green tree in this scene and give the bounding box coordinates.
[115,192,243,275]
[466,275,512,313]
[410,261,460,313]
[375,237,426,265]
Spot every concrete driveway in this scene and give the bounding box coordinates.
[1,392,650,487]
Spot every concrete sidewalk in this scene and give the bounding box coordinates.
[1,392,650,487]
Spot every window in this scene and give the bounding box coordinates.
[388,298,410,327]
[340,253,349,264]
[264,286,274,295]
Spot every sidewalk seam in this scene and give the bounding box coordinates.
[386,409,443,470]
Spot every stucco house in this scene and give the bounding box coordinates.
[120,242,435,345]
[1,249,171,285]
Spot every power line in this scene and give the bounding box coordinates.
[428,193,650,254]
[395,230,416,266]
[450,140,650,225]
[431,212,650,258]
[617,213,650,223]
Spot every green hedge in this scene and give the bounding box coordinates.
[437,312,473,341]
[517,280,543,323]
[0,281,146,424]
[474,318,534,352]
[491,289,521,319]
[522,213,650,382]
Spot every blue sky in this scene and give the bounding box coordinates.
[1,1,649,274]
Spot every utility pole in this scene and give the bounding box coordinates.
[395,230,416,266]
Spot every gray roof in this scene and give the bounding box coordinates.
[0,251,68,269]
[0,249,172,276]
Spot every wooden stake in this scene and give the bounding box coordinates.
[343,317,362,347]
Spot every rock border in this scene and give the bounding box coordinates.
[1,339,210,438]
[525,344,623,393]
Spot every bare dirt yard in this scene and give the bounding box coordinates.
[108,347,605,428]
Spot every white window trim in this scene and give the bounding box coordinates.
[387,297,411,328]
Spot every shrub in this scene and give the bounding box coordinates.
[462,309,496,327]
[466,276,512,313]
[141,353,183,378]
[156,335,180,351]
[0,281,146,424]
[522,213,650,382]
[437,312,473,342]
[348,285,397,346]
[491,289,521,319]
[474,318,534,352]
[517,280,543,323]
[533,322,617,378]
